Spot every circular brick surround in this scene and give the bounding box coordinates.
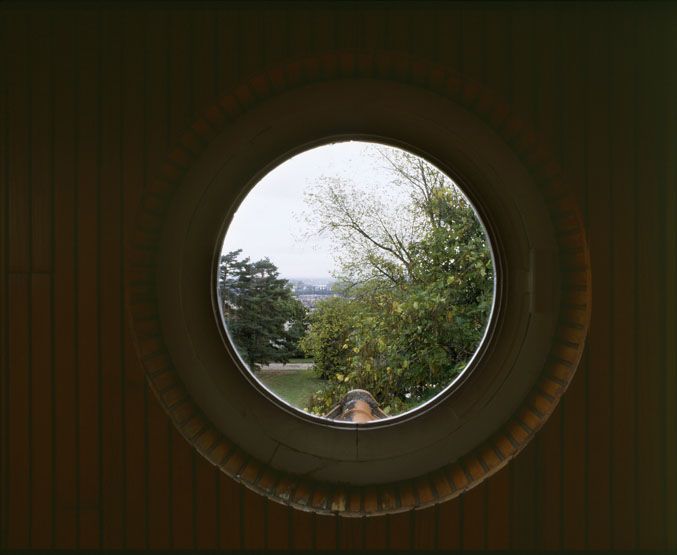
[126,51,590,516]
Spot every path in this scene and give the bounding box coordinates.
[259,362,314,374]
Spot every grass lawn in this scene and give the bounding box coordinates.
[257,368,327,409]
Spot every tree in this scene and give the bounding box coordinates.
[218,250,308,369]
[300,148,493,415]
[298,295,355,380]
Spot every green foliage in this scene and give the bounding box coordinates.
[218,250,308,369]
[298,296,354,380]
[301,148,493,416]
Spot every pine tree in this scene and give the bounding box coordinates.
[218,250,307,369]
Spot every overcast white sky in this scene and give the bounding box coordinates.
[221,141,408,280]
[218,139,470,281]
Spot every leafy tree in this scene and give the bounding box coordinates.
[218,250,308,369]
[298,295,355,380]
[301,148,493,416]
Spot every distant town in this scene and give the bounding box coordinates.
[287,278,340,309]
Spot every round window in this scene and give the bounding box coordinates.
[217,141,495,422]
[127,52,590,516]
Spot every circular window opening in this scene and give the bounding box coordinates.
[216,140,495,422]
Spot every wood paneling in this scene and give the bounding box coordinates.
[609,9,640,549]
[665,12,677,552]
[1,3,675,550]
[120,10,147,549]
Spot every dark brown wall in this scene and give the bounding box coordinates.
[1,3,675,550]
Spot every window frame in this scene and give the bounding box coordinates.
[126,52,590,516]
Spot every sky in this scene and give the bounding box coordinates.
[220,141,415,280]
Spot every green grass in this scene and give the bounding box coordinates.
[257,368,327,409]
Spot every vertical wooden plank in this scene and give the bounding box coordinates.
[217,475,241,550]
[436,5,462,75]
[385,8,412,58]
[333,6,360,51]
[437,497,460,550]
[121,8,147,549]
[311,8,336,54]
[195,461,218,549]
[30,273,53,548]
[407,7,438,63]
[291,509,314,550]
[265,499,290,550]
[530,4,561,158]
[635,7,666,549]
[28,275,54,547]
[52,10,78,549]
[170,429,195,549]
[510,440,537,549]
[584,8,612,550]
[0,8,8,549]
[558,6,588,550]
[609,7,638,550]
[313,514,337,550]
[361,7,387,53]
[287,6,312,58]
[363,511,387,549]
[387,510,413,549]
[338,515,364,550]
[242,487,265,549]
[216,9,241,97]
[460,483,486,549]
[459,5,485,85]
[7,276,30,547]
[261,7,288,70]
[665,11,677,551]
[486,468,510,549]
[414,505,437,550]
[538,405,563,549]
[235,8,264,80]
[99,9,124,549]
[29,13,53,274]
[143,9,171,550]
[191,9,218,122]
[28,11,54,549]
[2,24,30,554]
[483,5,511,109]
[75,8,102,548]
[7,12,30,275]
[168,8,193,143]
